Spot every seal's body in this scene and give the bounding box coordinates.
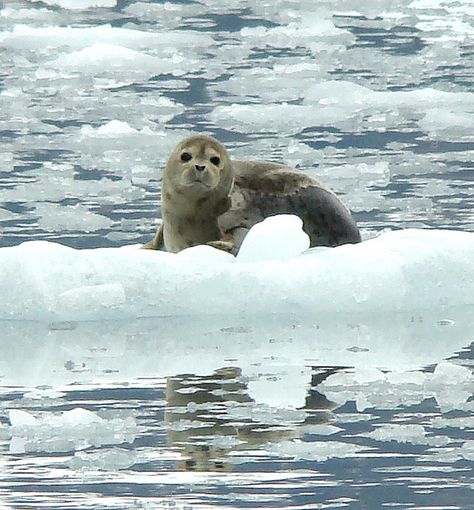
[144,135,361,253]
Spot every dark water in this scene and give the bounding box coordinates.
[0,1,473,509]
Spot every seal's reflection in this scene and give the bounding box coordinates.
[165,366,337,471]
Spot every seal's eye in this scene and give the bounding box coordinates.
[180,152,192,162]
[210,156,220,166]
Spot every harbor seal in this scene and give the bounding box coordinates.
[143,135,361,253]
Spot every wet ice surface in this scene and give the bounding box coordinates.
[1,0,474,508]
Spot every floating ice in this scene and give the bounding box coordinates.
[0,25,213,51]
[320,361,474,413]
[34,203,114,232]
[0,6,61,23]
[240,19,354,49]
[48,43,178,79]
[32,0,117,8]
[74,124,187,175]
[91,120,138,136]
[210,61,324,103]
[68,448,137,471]
[211,81,474,135]
[211,103,327,136]
[419,108,474,141]
[364,424,450,447]
[265,439,365,461]
[1,220,474,321]
[7,408,139,454]
[431,416,474,431]
[0,208,18,221]
[9,409,38,427]
[123,1,205,25]
[81,121,159,139]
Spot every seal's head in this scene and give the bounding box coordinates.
[165,135,233,199]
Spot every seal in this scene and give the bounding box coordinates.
[143,135,361,253]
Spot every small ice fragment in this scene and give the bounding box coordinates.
[366,423,450,446]
[32,0,117,9]
[267,439,364,461]
[68,447,136,471]
[237,214,310,262]
[61,408,103,426]
[9,410,38,427]
[432,362,472,384]
[96,120,137,136]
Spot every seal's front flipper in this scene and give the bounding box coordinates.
[206,239,236,254]
[142,222,165,250]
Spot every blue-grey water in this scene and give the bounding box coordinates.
[0,1,473,509]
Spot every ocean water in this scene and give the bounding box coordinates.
[0,0,473,509]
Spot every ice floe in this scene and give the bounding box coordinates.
[0,24,213,51]
[0,216,473,321]
[211,81,474,136]
[319,362,474,413]
[32,0,117,8]
[7,408,139,454]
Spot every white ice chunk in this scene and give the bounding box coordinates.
[431,362,473,385]
[95,120,137,136]
[459,441,474,461]
[431,416,474,430]
[0,6,62,23]
[237,215,310,262]
[304,81,474,111]
[47,43,178,78]
[8,407,139,453]
[68,448,136,471]
[23,388,65,400]
[211,103,329,136]
[0,208,18,221]
[0,25,213,51]
[240,19,354,49]
[34,203,114,232]
[210,61,324,103]
[365,424,450,446]
[9,409,38,427]
[266,439,365,461]
[32,0,117,8]
[419,108,474,141]
[212,81,474,135]
[246,365,312,410]
[320,359,474,415]
[427,362,474,412]
[123,1,204,25]
[58,408,103,426]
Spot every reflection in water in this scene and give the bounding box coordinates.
[0,329,472,509]
[165,367,338,471]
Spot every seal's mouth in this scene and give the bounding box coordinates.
[183,178,211,189]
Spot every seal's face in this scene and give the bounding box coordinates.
[165,135,232,198]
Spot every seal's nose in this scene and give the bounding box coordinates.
[195,164,206,172]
